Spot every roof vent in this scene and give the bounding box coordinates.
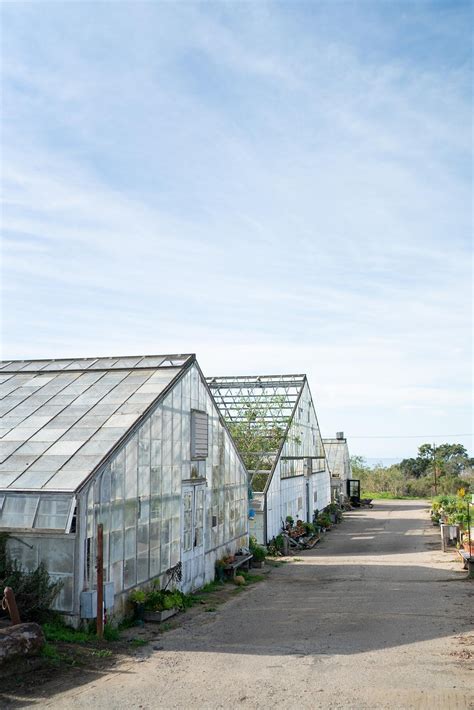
[336,431,344,440]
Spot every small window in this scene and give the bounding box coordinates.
[35,496,73,530]
[191,410,208,460]
[0,495,39,528]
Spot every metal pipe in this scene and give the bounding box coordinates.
[96,523,104,639]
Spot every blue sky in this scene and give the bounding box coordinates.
[1,1,472,459]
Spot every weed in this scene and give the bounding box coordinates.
[43,621,93,644]
[205,606,217,612]
[103,624,120,642]
[159,622,173,633]
[293,558,303,562]
[130,638,148,648]
[40,643,62,663]
[197,580,225,595]
[90,649,113,658]
[240,572,264,584]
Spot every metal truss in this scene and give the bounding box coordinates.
[207,374,306,427]
[207,375,307,491]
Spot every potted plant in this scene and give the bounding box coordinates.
[249,536,266,568]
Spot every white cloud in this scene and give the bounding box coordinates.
[1,1,471,458]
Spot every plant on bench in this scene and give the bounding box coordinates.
[249,536,267,568]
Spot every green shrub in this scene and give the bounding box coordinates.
[128,585,191,612]
[317,513,331,528]
[267,534,284,555]
[0,533,63,622]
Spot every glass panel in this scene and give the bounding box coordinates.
[0,495,38,527]
[35,496,72,530]
[124,558,136,589]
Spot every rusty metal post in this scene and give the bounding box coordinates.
[96,523,104,639]
[3,587,21,625]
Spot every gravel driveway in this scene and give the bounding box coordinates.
[42,500,474,708]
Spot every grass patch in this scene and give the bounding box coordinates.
[159,622,173,633]
[205,606,217,612]
[196,580,226,595]
[90,649,113,658]
[362,492,428,500]
[103,624,120,642]
[43,620,121,645]
[130,638,148,648]
[43,622,94,644]
[239,571,265,585]
[40,643,62,662]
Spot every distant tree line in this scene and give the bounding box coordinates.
[351,443,474,498]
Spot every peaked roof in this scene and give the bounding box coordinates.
[323,437,351,479]
[0,355,194,493]
[207,375,307,478]
[207,375,306,427]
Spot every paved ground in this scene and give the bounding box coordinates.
[23,501,474,708]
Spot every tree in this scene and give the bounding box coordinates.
[399,457,429,479]
[417,443,474,477]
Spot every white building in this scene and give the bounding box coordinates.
[207,374,331,544]
[323,432,352,500]
[0,355,248,623]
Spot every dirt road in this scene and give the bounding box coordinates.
[24,501,474,708]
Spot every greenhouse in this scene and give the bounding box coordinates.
[207,374,331,544]
[323,433,353,501]
[0,355,248,623]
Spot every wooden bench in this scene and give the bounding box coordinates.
[223,553,253,579]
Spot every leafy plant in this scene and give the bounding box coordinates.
[103,623,120,641]
[129,589,146,605]
[317,512,331,528]
[91,648,113,657]
[267,534,284,556]
[0,533,63,622]
[249,535,267,562]
[227,399,288,491]
[128,585,191,613]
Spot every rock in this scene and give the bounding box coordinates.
[234,575,246,586]
[0,623,45,665]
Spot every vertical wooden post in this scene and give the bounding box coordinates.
[96,523,104,639]
[3,587,21,625]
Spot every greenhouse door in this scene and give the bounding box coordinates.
[181,485,205,593]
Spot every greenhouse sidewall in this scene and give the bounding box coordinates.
[264,380,331,543]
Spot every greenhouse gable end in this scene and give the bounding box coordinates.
[0,355,249,622]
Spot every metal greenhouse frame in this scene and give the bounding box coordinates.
[0,355,249,624]
[207,374,332,544]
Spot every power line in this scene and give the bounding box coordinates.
[348,434,472,439]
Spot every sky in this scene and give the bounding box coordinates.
[0,1,472,461]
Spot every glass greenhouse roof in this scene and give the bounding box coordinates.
[0,354,193,493]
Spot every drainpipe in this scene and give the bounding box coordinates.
[305,457,311,524]
[263,493,268,545]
